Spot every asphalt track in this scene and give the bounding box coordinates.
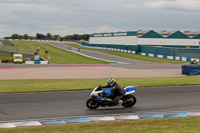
[0,85,200,122]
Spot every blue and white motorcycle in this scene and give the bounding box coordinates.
[86,86,138,109]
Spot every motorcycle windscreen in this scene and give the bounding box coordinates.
[103,88,111,95]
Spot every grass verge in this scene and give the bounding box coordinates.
[0,116,200,133]
[0,54,12,60]
[12,41,109,64]
[0,76,199,94]
[64,43,189,64]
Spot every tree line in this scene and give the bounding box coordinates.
[4,33,89,41]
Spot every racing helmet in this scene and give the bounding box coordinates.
[107,78,115,86]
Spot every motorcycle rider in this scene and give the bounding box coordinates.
[99,78,125,105]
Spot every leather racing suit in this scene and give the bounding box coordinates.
[100,82,125,105]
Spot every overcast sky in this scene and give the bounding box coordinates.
[0,0,200,38]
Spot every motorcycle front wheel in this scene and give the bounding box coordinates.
[122,95,137,108]
[86,98,100,109]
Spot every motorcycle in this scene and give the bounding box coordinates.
[86,86,138,109]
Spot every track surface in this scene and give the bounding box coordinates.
[1,85,200,122]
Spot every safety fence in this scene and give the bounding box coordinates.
[140,45,200,58]
[81,42,138,51]
[0,43,35,56]
[84,45,136,54]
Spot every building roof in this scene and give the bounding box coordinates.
[139,30,164,38]
[166,31,190,39]
[192,34,200,39]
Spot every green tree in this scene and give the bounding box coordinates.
[36,33,46,40]
[81,34,89,41]
[18,35,24,39]
[24,34,29,40]
[11,34,19,39]
[72,34,79,40]
[36,33,41,39]
[46,33,52,40]
[29,36,35,40]
[63,35,72,40]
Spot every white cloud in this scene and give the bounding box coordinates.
[0,0,200,38]
[122,0,200,11]
[144,0,200,10]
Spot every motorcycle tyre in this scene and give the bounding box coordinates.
[122,95,137,108]
[86,98,100,109]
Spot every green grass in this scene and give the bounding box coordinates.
[1,117,200,133]
[12,41,109,64]
[0,76,200,94]
[0,42,13,60]
[64,43,189,64]
[0,54,12,60]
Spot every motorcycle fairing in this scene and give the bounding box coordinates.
[103,88,111,95]
[125,86,137,92]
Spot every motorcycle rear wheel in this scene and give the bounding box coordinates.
[86,98,100,109]
[122,95,137,108]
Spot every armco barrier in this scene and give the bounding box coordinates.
[140,45,173,56]
[0,112,200,129]
[81,45,136,54]
[174,48,200,58]
[138,52,200,62]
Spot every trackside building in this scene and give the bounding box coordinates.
[89,31,138,45]
[83,30,200,59]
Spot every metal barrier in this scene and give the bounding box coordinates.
[0,44,35,55]
[140,45,173,56]
[174,48,200,58]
